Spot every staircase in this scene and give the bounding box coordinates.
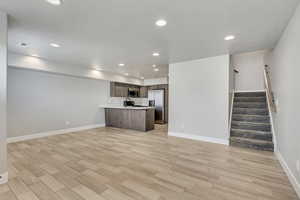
[230,91,274,151]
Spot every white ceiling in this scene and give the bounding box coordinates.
[0,0,299,79]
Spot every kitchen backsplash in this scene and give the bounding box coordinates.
[107,97,149,106]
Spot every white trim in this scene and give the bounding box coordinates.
[168,132,229,145]
[7,124,105,143]
[0,172,8,184]
[276,151,300,198]
[234,90,266,93]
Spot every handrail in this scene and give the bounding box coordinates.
[264,65,277,112]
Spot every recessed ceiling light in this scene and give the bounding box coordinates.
[45,0,63,6]
[20,43,28,47]
[119,63,125,67]
[154,68,159,72]
[152,64,157,68]
[31,54,39,57]
[141,77,145,79]
[125,73,129,76]
[152,52,160,56]
[156,19,167,27]
[50,43,60,48]
[224,35,235,41]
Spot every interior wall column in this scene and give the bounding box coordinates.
[0,11,8,184]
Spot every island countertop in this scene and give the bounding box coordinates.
[100,105,155,110]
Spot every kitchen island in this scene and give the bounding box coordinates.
[102,106,155,131]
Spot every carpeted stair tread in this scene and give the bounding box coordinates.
[233,108,268,115]
[231,128,272,141]
[231,128,272,135]
[234,92,266,97]
[233,102,267,108]
[231,136,273,144]
[230,137,274,151]
[234,96,266,102]
[232,120,270,125]
[231,120,271,131]
[232,114,270,123]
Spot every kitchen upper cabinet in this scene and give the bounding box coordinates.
[110,82,116,97]
[139,86,148,98]
[110,82,128,97]
[116,85,128,97]
[110,82,147,98]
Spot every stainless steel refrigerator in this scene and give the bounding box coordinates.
[148,90,165,124]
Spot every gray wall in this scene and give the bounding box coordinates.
[169,55,229,143]
[232,50,268,91]
[268,3,300,189]
[7,67,110,138]
[0,12,7,178]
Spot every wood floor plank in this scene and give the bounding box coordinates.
[71,185,106,200]
[101,187,134,200]
[17,191,40,200]
[7,178,30,196]
[56,188,84,200]
[0,184,10,194]
[29,182,62,200]
[39,174,65,192]
[2,125,298,200]
[0,191,18,200]
[122,180,161,200]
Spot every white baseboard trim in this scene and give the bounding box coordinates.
[7,124,106,143]
[234,90,266,93]
[276,151,300,198]
[168,132,229,145]
[0,172,8,184]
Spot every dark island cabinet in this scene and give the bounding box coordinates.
[105,108,155,131]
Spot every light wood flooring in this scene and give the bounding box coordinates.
[1,125,298,200]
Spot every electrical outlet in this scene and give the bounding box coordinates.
[297,160,300,172]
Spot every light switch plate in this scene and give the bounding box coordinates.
[297,160,300,172]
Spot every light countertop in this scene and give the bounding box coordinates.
[100,105,155,110]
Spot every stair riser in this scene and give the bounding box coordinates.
[231,123,271,131]
[230,130,272,141]
[230,140,274,152]
[235,92,266,97]
[234,97,266,103]
[233,109,268,115]
[233,103,267,109]
[232,115,270,123]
